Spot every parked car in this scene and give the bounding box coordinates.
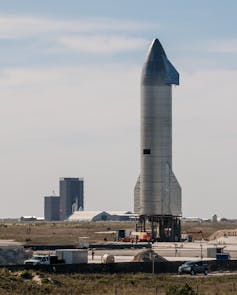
[178,260,208,275]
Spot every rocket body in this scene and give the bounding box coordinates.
[135,39,181,217]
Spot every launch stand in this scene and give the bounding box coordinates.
[136,215,181,242]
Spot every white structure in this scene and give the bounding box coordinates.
[68,211,111,222]
[56,249,88,264]
[181,217,203,222]
[67,211,135,222]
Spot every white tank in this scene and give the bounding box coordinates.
[101,254,115,264]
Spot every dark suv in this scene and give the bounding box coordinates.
[178,261,208,275]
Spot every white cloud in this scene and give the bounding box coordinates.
[0,15,150,55]
[210,39,237,53]
[0,15,152,39]
[59,35,146,53]
[0,65,140,131]
[208,39,237,53]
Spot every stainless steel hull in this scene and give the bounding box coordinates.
[134,38,181,218]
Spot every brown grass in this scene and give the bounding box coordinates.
[0,221,134,245]
[0,269,237,294]
[181,221,237,240]
[0,221,237,245]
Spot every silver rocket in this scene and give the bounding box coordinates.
[134,38,182,217]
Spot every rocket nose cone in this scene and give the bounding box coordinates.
[145,38,166,62]
[142,38,179,85]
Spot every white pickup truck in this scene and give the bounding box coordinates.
[24,255,64,265]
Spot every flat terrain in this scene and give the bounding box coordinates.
[0,221,237,245]
[181,221,237,240]
[1,269,237,294]
[0,221,134,245]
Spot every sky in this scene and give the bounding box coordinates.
[0,0,236,218]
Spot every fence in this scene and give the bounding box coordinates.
[3,260,237,274]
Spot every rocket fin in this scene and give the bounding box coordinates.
[170,170,182,216]
[162,56,179,85]
[134,175,140,214]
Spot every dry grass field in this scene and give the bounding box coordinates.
[0,221,134,244]
[0,269,237,294]
[0,221,237,245]
[181,221,237,240]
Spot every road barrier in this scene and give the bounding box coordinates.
[23,243,151,251]
[2,260,237,274]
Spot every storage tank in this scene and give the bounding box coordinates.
[102,254,115,264]
[56,249,88,264]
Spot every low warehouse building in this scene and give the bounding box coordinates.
[68,211,136,222]
[68,211,112,222]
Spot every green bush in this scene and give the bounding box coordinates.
[20,270,32,280]
[166,283,197,295]
[41,277,50,284]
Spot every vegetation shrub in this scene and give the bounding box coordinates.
[166,283,198,295]
[41,277,50,284]
[20,270,32,280]
[0,268,10,276]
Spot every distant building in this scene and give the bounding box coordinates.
[212,214,218,223]
[59,178,84,220]
[20,216,37,222]
[68,211,112,222]
[181,217,203,223]
[68,210,136,222]
[107,211,136,221]
[19,216,44,222]
[44,196,60,221]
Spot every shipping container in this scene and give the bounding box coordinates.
[56,249,88,264]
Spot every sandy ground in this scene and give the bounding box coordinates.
[0,240,22,247]
[87,240,237,263]
[31,240,237,264]
[88,255,215,263]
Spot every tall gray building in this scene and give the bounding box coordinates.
[59,178,84,220]
[44,196,60,221]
